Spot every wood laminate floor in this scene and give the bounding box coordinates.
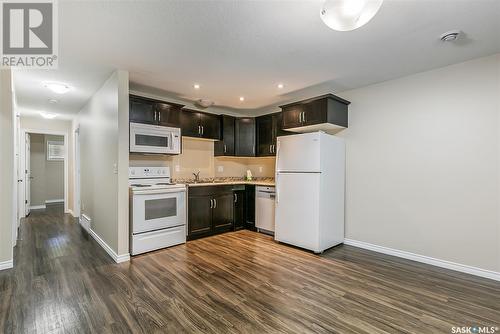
[1,205,499,333]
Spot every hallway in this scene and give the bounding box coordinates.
[1,205,500,333]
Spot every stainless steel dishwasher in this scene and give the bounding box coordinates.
[255,186,275,234]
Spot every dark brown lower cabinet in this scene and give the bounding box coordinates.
[188,185,256,239]
[212,192,234,233]
[188,186,234,240]
[233,190,246,231]
[245,185,256,230]
[187,195,212,238]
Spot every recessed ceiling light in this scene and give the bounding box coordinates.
[239,97,245,101]
[277,83,284,89]
[43,82,71,94]
[320,0,384,31]
[39,112,57,119]
[193,83,200,89]
[48,98,58,104]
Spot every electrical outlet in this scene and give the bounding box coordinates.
[259,166,263,173]
[113,163,118,174]
[175,165,180,172]
[217,166,224,173]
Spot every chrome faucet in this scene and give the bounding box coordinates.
[192,171,201,183]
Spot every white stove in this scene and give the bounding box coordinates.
[129,167,186,255]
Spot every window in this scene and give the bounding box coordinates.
[47,141,64,161]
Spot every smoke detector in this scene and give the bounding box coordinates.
[440,30,461,42]
[195,99,214,108]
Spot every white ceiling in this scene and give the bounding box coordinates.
[14,0,500,118]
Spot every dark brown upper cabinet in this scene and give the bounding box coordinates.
[235,117,255,157]
[129,95,183,127]
[281,94,350,133]
[214,115,235,156]
[180,108,221,140]
[256,112,289,156]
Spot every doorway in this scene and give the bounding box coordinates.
[18,129,68,219]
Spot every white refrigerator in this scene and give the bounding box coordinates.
[275,132,345,253]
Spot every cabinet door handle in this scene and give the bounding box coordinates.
[269,144,272,154]
[201,125,204,136]
[198,125,201,135]
[234,193,237,203]
[214,199,217,208]
[210,199,213,208]
[158,111,161,123]
[298,112,302,123]
[224,144,227,153]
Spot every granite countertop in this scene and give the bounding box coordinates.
[173,177,275,187]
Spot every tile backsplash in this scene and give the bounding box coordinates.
[130,137,275,180]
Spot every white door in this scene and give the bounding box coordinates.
[276,132,321,172]
[275,172,321,251]
[25,133,31,216]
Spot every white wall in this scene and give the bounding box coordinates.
[338,54,500,273]
[0,69,14,266]
[76,70,129,258]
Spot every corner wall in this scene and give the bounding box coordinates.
[76,70,129,260]
[338,54,500,274]
[0,69,14,268]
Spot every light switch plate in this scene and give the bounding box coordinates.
[175,165,180,172]
[259,167,263,173]
[217,166,224,172]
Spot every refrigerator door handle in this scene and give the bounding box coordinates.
[275,174,279,204]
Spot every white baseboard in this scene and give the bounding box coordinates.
[344,239,500,282]
[79,214,129,263]
[46,199,64,204]
[0,260,13,271]
[79,214,91,231]
[30,204,46,210]
[66,209,74,216]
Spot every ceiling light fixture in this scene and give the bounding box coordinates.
[440,30,461,42]
[320,0,383,32]
[43,82,72,94]
[40,112,57,119]
[277,83,284,89]
[48,98,58,104]
[239,97,245,102]
[193,83,200,89]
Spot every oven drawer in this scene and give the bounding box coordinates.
[131,225,186,255]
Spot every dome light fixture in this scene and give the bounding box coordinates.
[43,82,72,94]
[320,0,383,32]
[40,111,57,119]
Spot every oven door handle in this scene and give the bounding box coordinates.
[132,188,186,195]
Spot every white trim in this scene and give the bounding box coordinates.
[344,239,500,282]
[0,260,13,271]
[66,209,74,217]
[30,204,46,210]
[45,199,64,204]
[79,214,130,263]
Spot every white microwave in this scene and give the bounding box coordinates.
[130,123,181,154]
